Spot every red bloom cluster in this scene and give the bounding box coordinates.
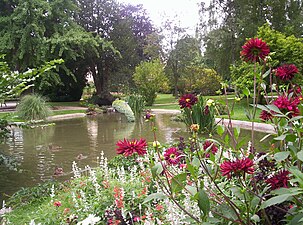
[240,38,270,63]
[164,147,182,165]
[266,170,290,190]
[220,158,254,179]
[203,141,218,158]
[259,110,273,121]
[275,64,298,81]
[53,201,62,207]
[273,95,300,117]
[179,94,198,109]
[116,138,147,157]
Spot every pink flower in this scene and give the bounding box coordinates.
[266,170,290,190]
[275,64,298,81]
[220,158,254,179]
[241,38,270,63]
[116,138,147,156]
[273,95,300,117]
[53,201,62,207]
[164,147,182,165]
[179,94,198,109]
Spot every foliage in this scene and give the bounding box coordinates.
[133,60,169,106]
[125,94,145,117]
[180,95,216,134]
[16,94,52,121]
[166,36,201,96]
[112,99,135,122]
[230,61,263,93]
[180,66,222,95]
[200,0,303,80]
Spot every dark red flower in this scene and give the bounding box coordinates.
[266,170,290,190]
[260,110,274,121]
[240,38,270,63]
[179,94,198,109]
[204,105,209,115]
[275,64,298,81]
[273,95,300,117]
[116,138,147,156]
[220,158,254,179]
[203,141,218,158]
[164,147,182,165]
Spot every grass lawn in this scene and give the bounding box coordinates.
[152,93,262,122]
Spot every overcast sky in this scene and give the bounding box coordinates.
[118,0,208,34]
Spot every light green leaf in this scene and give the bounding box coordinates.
[261,194,291,209]
[274,151,289,161]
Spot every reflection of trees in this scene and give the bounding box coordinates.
[87,117,98,151]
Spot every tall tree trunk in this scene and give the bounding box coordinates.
[90,59,115,106]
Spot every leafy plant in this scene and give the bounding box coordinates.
[125,94,145,117]
[16,94,52,121]
[133,59,169,106]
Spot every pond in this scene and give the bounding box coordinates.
[0,113,270,203]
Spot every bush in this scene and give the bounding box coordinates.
[179,66,222,95]
[133,60,169,106]
[16,94,52,121]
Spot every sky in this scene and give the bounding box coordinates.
[118,0,207,35]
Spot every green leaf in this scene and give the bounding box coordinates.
[297,151,303,162]
[196,189,210,218]
[217,125,224,136]
[260,133,273,142]
[143,192,167,204]
[234,126,240,139]
[171,173,187,193]
[289,116,303,122]
[274,134,286,141]
[185,185,197,196]
[151,162,163,178]
[274,151,289,161]
[242,87,250,97]
[286,134,297,142]
[267,104,282,114]
[261,194,292,209]
[192,157,200,167]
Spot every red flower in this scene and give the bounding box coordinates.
[53,201,62,207]
[273,95,300,117]
[220,158,254,179]
[275,64,298,81]
[240,38,270,63]
[164,147,182,165]
[179,94,198,109]
[203,141,218,158]
[116,138,147,157]
[260,110,273,121]
[266,170,290,190]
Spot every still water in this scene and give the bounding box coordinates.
[0,113,269,203]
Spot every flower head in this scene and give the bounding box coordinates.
[241,38,270,63]
[273,95,300,117]
[179,94,198,109]
[220,158,254,179]
[116,138,147,156]
[190,124,200,132]
[164,147,182,165]
[260,110,274,121]
[275,64,298,81]
[203,141,218,158]
[53,201,62,207]
[266,170,290,190]
[145,112,155,121]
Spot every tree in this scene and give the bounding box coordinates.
[133,60,168,106]
[0,0,112,101]
[166,36,201,96]
[200,0,303,80]
[75,0,159,104]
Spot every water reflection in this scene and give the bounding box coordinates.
[0,113,186,202]
[0,113,270,203]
